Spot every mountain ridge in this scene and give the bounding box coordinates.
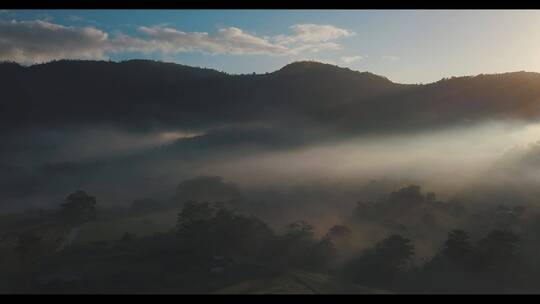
[3,58,538,85]
[2,59,540,137]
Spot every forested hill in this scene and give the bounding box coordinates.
[2,60,540,136]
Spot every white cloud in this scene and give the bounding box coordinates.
[0,20,355,63]
[275,24,354,44]
[273,24,354,55]
[341,55,365,64]
[128,24,352,56]
[129,26,289,55]
[0,20,109,63]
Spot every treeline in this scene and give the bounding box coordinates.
[172,199,533,293]
[5,183,540,294]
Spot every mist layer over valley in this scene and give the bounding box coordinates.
[3,60,540,211]
[4,60,540,293]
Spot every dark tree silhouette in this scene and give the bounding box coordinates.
[308,238,337,271]
[320,225,353,263]
[284,220,314,241]
[373,235,415,271]
[442,229,477,271]
[477,229,520,272]
[176,201,215,231]
[324,225,352,241]
[344,234,415,288]
[60,190,97,224]
[176,201,275,258]
[270,221,320,270]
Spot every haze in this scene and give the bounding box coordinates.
[3,10,540,294]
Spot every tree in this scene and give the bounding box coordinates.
[418,230,478,293]
[373,235,415,271]
[324,225,352,241]
[284,221,314,241]
[211,207,275,257]
[321,225,352,262]
[387,185,425,207]
[308,238,337,271]
[176,201,216,251]
[344,234,415,288]
[177,201,215,231]
[469,229,522,292]
[442,229,477,271]
[60,190,97,224]
[477,229,520,272]
[176,201,275,258]
[272,221,318,270]
[307,226,353,272]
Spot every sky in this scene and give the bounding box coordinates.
[2,9,540,83]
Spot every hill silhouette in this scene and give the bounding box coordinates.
[3,59,540,208]
[3,59,539,138]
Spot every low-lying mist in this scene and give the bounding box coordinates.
[190,119,540,199]
[4,118,540,219]
[5,117,540,294]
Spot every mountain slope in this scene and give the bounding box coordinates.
[2,60,540,137]
[3,60,540,208]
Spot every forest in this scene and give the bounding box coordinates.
[1,176,539,294]
[3,60,540,293]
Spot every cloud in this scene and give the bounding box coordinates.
[0,20,354,63]
[275,24,355,44]
[0,20,109,63]
[121,24,352,56]
[128,26,290,55]
[274,24,354,55]
[341,55,365,64]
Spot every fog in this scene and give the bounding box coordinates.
[192,119,540,196]
[3,118,540,213]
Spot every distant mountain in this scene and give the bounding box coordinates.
[3,59,540,207]
[4,59,539,138]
